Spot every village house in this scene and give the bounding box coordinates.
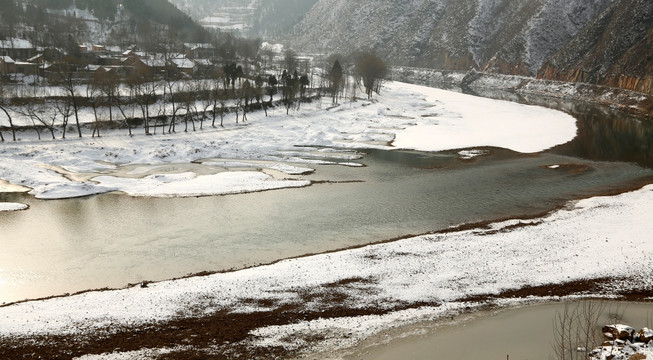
[184,43,216,59]
[0,38,37,61]
[123,52,168,74]
[170,57,196,75]
[192,58,213,76]
[14,61,38,76]
[0,55,16,75]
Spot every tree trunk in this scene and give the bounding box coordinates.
[0,105,15,141]
[91,105,99,138]
[72,99,82,138]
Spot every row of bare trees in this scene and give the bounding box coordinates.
[0,51,389,142]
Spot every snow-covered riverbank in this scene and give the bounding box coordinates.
[0,81,577,203]
[8,81,647,359]
[1,183,651,358]
[390,67,653,119]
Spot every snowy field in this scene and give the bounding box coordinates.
[0,81,577,207]
[1,81,651,358]
[1,183,652,357]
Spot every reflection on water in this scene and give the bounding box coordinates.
[466,88,653,169]
[1,94,653,303]
[555,111,653,168]
[352,301,653,360]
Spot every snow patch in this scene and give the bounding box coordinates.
[0,203,28,212]
[392,83,577,153]
[92,171,311,198]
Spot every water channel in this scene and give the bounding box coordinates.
[350,301,653,360]
[1,93,653,304]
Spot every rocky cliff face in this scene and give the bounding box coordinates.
[538,0,653,94]
[289,0,653,94]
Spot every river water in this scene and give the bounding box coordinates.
[351,301,653,360]
[1,95,652,304]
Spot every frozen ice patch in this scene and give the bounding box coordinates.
[93,171,311,198]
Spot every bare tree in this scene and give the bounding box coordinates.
[14,97,42,140]
[552,300,608,360]
[55,96,74,139]
[24,100,59,140]
[281,71,299,115]
[260,47,275,74]
[254,75,266,116]
[130,68,155,135]
[208,68,226,127]
[180,81,197,132]
[0,81,16,141]
[329,59,344,104]
[55,57,84,137]
[284,49,298,74]
[164,65,182,133]
[355,53,388,99]
[94,68,120,124]
[240,79,252,123]
[266,75,278,107]
[86,80,103,138]
[198,80,212,130]
[118,71,140,137]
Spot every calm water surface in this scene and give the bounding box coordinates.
[351,301,653,360]
[1,98,652,303]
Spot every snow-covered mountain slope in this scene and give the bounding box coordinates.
[287,0,652,94]
[290,0,610,71]
[168,0,317,38]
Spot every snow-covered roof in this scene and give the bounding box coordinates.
[261,42,284,53]
[143,58,167,67]
[171,58,196,69]
[184,43,214,50]
[0,38,34,49]
[193,59,212,66]
[27,54,43,62]
[0,56,15,64]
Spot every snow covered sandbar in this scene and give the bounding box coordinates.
[0,203,28,212]
[391,82,577,153]
[1,183,651,357]
[0,81,577,200]
[92,171,310,198]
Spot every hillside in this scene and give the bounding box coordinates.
[538,0,653,95]
[168,0,317,38]
[0,0,211,51]
[286,0,653,94]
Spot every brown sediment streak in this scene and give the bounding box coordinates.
[1,276,651,359]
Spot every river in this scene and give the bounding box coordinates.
[1,93,652,304]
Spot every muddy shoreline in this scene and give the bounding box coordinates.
[1,277,651,359]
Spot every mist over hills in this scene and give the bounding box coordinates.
[168,0,317,38]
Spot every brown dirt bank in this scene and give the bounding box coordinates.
[1,276,651,360]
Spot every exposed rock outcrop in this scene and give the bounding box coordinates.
[591,325,653,360]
